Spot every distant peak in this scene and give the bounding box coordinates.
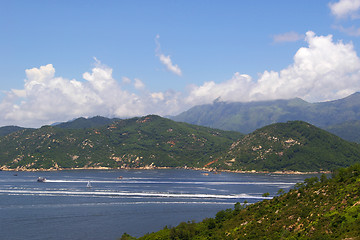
[213,97,224,104]
[346,92,360,98]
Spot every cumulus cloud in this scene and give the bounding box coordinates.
[329,0,360,19]
[185,73,254,104]
[0,60,185,127]
[2,32,360,127]
[273,31,304,43]
[186,31,360,105]
[155,35,182,76]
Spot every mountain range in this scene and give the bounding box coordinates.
[0,115,359,172]
[171,92,360,142]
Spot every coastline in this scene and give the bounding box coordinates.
[0,165,331,175]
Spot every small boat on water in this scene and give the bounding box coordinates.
[37,177,46,182]
[87,181,92,188]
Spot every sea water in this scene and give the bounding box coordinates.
[0,169,317,240]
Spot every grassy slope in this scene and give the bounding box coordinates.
[130,164,360,240]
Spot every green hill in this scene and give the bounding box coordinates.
[0,126,29,136]
[129,164,360,240]
[213,121,360,172]
[171,92,360,140]
[0,115,242,171]
[0,116,359,173]
[53,116,120,129]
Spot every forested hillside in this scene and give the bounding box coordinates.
[127,164,360,240]
[214,121,360,172]
[0,115,242,171]
[0,116,359,173]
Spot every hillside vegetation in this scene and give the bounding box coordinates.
[125,164,360,240]
[0,126,28,137]
[0,116,359,172]
[213,121,360,172]
[0,115,242,171]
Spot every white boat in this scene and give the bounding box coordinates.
[87,181,92,188]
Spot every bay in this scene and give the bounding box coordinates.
[0,169,318,240]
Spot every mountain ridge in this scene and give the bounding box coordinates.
[0,115,358,173]
[171,92,360,138]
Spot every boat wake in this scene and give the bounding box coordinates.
[0,189,271,200]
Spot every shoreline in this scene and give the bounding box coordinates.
[0,166,331,175]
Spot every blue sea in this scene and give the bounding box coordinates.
[0,169,317,240]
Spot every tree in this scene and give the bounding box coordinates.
[277,189,285,196]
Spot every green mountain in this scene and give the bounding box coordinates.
[0,126,28,136]
[131,164,360,240]
[53,116,120,129]
[171,92,360,138]
[0,116,118,137]
[0,115,242,171]
[0,116,359,172]
[212,121,360,172]
[325,120,360,143]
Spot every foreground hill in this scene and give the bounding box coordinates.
[0,116,359,172]
[213,121,360,172]
[129,164,360,240]
[0,115,242,171]
[171,92,360,138]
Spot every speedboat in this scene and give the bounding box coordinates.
[37,177,46,182]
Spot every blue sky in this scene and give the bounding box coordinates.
[1,0,360,127]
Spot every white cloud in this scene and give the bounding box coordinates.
[4,63,120,126]
[0,60,185,127]
[155,35,182,76]
[273,31,304,43]
[2,32,360,127]
[186,31,360,105]
[122,76,131,84]
[151,92,165,101]
[185,73,254,104]
[329,0,360,19]
[333,24,360,36]
[158,54,182,76]
[134,78,145,90]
